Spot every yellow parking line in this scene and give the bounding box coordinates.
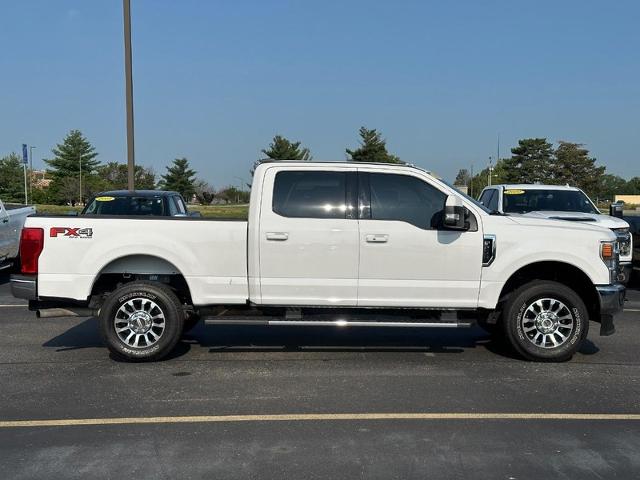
[1,412,640,428]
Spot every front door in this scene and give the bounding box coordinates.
[258,167,359,306]
[357,171,483,308]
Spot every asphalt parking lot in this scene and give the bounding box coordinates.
[0,273,639,479]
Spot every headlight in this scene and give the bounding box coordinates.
[600,241,619,283]
[612,228,631,257]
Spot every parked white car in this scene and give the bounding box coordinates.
[478,184,633,284]
[11,162,625,362]
[0,199,36,271]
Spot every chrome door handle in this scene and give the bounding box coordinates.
[266,232,289,241]
[365,234,388,243]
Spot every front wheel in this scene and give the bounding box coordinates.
[99,281,184,362]
[502,281,589,362]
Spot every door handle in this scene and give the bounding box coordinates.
[365,234,388,243]
[266,232,289,241]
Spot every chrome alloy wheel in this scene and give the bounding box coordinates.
[114,298,166,348]
[521,298,575,349]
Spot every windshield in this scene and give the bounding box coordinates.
[82,195,165,215]
[502,189,599,214]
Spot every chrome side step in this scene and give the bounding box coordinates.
[203,317,472,328]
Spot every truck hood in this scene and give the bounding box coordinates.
[508,211,629,230]
[497,214,616,237]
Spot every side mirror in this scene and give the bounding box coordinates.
[443,195,468,230]
[609,202,624,219]
[189,211,201,218]
[65,211,79,216]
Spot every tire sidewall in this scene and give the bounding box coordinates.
[100,283,183,361]
[505,282,588,361]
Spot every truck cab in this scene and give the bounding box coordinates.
[479,184,633,284]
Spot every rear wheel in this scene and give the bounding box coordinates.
[99,281,184,362]
[502,280,588,362]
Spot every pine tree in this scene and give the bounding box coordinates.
[44,130,101,204]
[454,168,471,186]
[250,135,312,181]
[0,153,25,203]
[502,138,554,183]
[553,141,605,195]
[346,127,401,163]
[160,158,196,200]
[45,130,100,179]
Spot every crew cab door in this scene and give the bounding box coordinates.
[257,166,359,305]
[357,170,483,308]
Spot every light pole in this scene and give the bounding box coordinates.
[233,176,246,204]
[79,153,83,205]
[29,146,36,203]
[123,0,136,190]
[488,156,494,186]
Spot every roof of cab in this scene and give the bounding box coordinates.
[487,184,581,191]
[93,190,180,198]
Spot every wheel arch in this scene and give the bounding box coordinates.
[498,261,600,321]
[90,254,193,304]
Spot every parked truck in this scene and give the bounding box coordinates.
[11,162,625,362]
[0,199,36,271]
[478,184,633,283]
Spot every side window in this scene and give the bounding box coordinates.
[368,173,446,229]
[479,189,493,206]
[486,189,499,211]
[168,197,179,216]
[273,171,348,219]
[173,196,187,215]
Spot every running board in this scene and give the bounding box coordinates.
[203,317,472,328]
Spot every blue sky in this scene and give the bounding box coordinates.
[1,0,638,187]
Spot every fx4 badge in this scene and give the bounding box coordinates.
[50,227,93,239]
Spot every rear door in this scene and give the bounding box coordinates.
[357,170,483,308]
[258,166,359,305]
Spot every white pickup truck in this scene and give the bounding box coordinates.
[0,199,36,271]
[11,162,625,362]
[478,184,633,283]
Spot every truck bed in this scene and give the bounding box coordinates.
[26,215,249,305]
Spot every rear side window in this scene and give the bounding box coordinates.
[273,171,348,219]
[367,173,446,229]
[84,196,165,215]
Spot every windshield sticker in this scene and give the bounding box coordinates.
[95,196,115,201]
[504,189,525,195]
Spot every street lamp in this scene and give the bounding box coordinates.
[488,156,494,186]
[123,0,135,190]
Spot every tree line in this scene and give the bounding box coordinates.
[454,138,639,200]
[0,126,399,205]
[2,129,636,205]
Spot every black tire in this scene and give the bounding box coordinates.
[99,281,184,362]
[502,280,588,362]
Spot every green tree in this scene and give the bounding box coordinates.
[159,158,196,200]
[44,130,101,204]
[454,168,471,186]
[552,141,605,195]
[502,138,554,183]
[99,162,156,190]
[597,174,628,201]
[250,135,312,181]
[194,179,215,204]
[469,159,509,198]
[0,153,25,203]
[346,127,401,163]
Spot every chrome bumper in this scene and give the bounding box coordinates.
[10,274,37,301]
